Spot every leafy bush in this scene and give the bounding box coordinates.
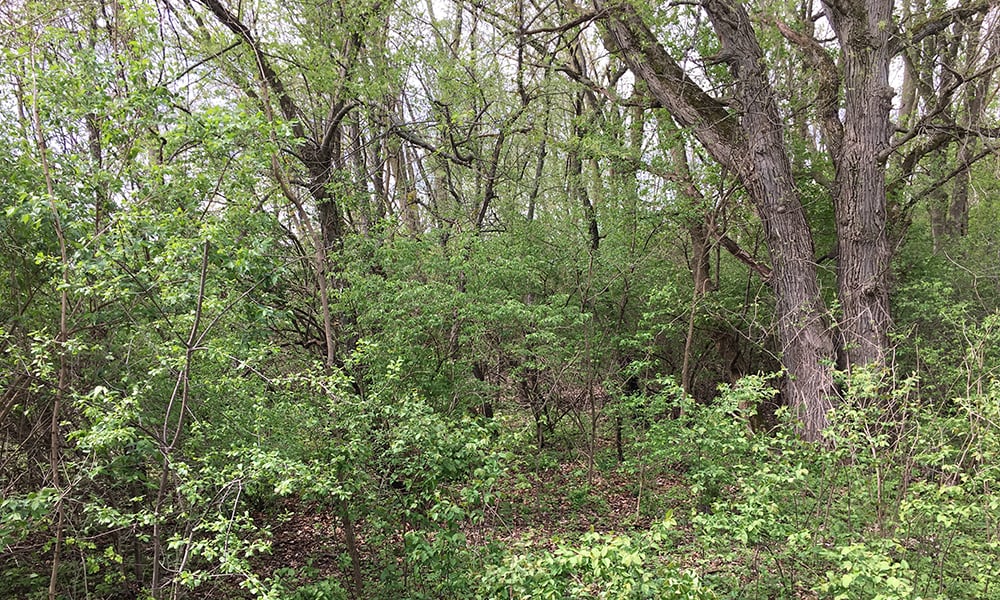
[479,515,713,599]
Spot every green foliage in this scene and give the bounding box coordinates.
[480,515,713,599]
[0,489,59,548]
[817,542,916,600]
[267,564,349,600]
[632,368,1000,599]
[3,0,1000,598]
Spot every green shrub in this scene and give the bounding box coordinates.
[479,515,713,599]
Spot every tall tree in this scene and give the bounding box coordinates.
[824,0,894,369]
[591,0,1000,439]
[595,0,838,439]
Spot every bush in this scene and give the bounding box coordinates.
[479,515,713,599]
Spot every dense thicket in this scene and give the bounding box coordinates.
[2,0,1000,598]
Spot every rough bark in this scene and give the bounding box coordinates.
[597,0,838,440]
[824,0,894,369]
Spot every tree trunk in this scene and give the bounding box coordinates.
[825,0,894,369]
[950,13,993,238]
[598,0,839,440]
[742,147,839,440]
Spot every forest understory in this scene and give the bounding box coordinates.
[3,0,1000,598]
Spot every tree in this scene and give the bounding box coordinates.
[590,0,999,440]
[893,0,1000,247]
[594,0,837,439]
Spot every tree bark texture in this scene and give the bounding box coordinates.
[597,0,839,440]
[824,0,894,370]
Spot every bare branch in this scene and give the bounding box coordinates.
[195,0,305,138]
[388,115,474,168]
[893,0,996,55]
[712,229,774,281]
[521,10,601,35]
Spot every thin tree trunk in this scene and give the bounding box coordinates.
[151,241,210,599]
[663,121,713,395]
[24,52,69,600]
[568,95,600,251]
[526,92,551,223]
[950,14,993,237]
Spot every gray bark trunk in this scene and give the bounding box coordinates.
[598,0,838,440]
[824,0,894,369]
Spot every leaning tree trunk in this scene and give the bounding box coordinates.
[698,0,840,441]
[598,0,839,440]
[740,144,838,441]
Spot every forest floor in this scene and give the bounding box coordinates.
[234,449,695,597]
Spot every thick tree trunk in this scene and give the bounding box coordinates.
[699,0,839,440]
[825,0,894,369]
[598,0,839,440]
[741,153,838,441]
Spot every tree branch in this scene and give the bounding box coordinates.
[895,140,1000,222]
[196,0,305,139]
[594,0,742,171]
[893,0,995,55]
[772,18,844,160]
[521,10,602,35]
[708,224,773,281]
[388,115,474,168]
